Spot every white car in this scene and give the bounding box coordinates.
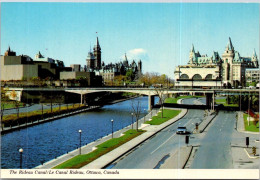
[176,127,188,134]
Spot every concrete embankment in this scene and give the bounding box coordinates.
[104,95,140,105]
[34,108,187,169]
[35,97,207,169]
[1,96,139,134]
[36,96,217,169]
[1,106,100,134]
[82,108,188,169]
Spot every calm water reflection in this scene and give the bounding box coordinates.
[1,96,157,169]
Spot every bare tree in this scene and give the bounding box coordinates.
[131,98,142,131]
[10,90,20,118]
[14,101,20,118]
[1,104,4,130]
[154,87,168,118]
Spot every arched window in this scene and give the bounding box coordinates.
[180,74,189,79]
[192,74,202,80]
[205,74,213,80]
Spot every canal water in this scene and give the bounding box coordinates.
[1,96,158,169]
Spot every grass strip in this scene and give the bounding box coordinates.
[53,129,146,169]
[145,109,181,125]
[165,96,203,104]
[2,104,86,126]
[215,99,238,107]
[243,113,259,132]
[1,101,25,109]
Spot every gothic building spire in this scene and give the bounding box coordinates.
[253,48,257,58]
[191,44,195,52]
[96,37,100,49]
[227,37,234,51]
[125,53,128,61]
[93,36,101,69]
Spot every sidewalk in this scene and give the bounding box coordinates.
[35,109,179,169]
[236,111,259,134]
[81,108,188,169]
[34,108,187,169]
[230,111,259,168]
[1,106,100,134]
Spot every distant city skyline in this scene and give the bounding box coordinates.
[1,3,259,78]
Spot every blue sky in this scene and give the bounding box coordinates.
[1,3,259,78]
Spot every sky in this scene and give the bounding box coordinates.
[1,3,259,79]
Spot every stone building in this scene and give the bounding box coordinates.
[246,68,260,84]
[1,47,38,81]
[174,37,259,88]
[1,47,68,81]
[86,37,102,71]
[86,37,142,84]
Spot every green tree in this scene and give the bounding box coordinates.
[126,69,135,82]
[1,87,9,130]
[10,90,20,118]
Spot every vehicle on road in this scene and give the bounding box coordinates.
[176,126,188,134]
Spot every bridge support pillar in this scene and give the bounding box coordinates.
[148,95,155,111]
[205,93,213,109]
[81,94,84,105]
[227,95,230,105]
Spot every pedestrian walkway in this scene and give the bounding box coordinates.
[192,110,217,134]
[34,108,187,169]
[230,111,259,168]
[81,108,187,169]
[236,111,259,134]
[2,106,100,134]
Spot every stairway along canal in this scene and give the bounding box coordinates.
[1,96,158,169]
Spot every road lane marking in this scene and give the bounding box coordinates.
[151,133,176,154]
[150,118,195,155]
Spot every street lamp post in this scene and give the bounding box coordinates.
[131,113,134,129]
[240,90,242,112]
[248,91,250,126]
[111,119,114,138]
[19,148,23,169]
[78,130,82,155]
[144,109,146,122]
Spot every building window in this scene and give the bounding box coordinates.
[192,74,202,80]
[180,74,189,79]
[205,74,213,80]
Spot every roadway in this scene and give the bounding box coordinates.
[110,98,204,169]
[3,103,71,116]
[189,110,235,168]
[110,97,251,169]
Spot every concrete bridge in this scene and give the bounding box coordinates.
[4,87,259,110]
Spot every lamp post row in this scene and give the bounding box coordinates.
[19,148,23,169]
[111,119,114,139]
[79,129,82,155]
[17,111,148,168]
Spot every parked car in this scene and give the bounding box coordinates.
[176,126,188,134]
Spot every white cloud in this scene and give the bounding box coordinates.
[120,48,149,62]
